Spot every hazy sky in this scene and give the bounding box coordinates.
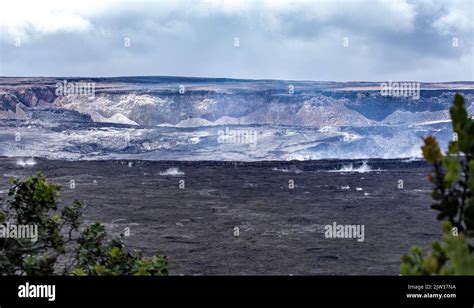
[0,0,473,81]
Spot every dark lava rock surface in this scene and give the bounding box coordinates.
[0,157,438,275]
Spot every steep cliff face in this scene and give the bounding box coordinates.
[54,91,377,127]
[0,85,57,119]
[53,89,474,128]
[0,77,473,161]
[1,77,473,128]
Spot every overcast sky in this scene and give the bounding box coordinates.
[0,0,473,81]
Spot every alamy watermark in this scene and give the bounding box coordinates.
[0,222,38,243]
[18,282,55,302]
[324,222,365,242]
[380,80,420,100]
[217,127,257,146]
[55,80,96,99]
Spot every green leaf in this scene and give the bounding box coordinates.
[442,156,461,188]
[422,136,442,164]
[450,93,468,133]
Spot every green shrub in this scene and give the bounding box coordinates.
[0,173,168,276]
[401,221,474,275]
[400,93,474,275]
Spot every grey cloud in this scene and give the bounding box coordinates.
[0,0,472,81]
